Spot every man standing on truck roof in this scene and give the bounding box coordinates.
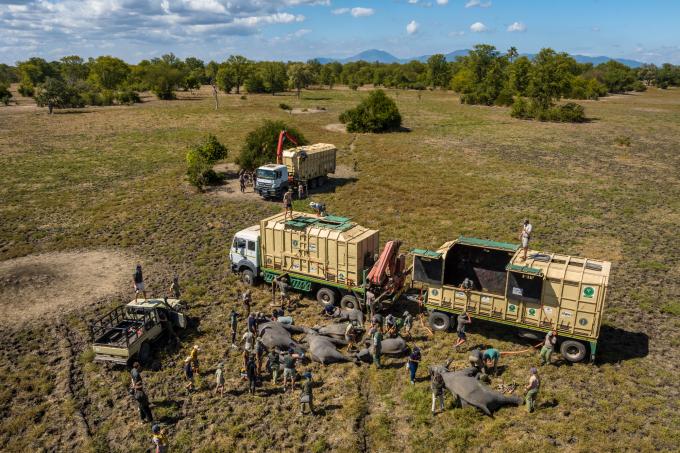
[540,329,558,366]
[525,367,540,413]
[229,308,239,346]
[133,264,147,302]
[283,188,294,220]
[453,311,472,351]
[519,219,533,262]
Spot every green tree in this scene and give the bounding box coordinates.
[216,65,235,93]
[595,60,636,93]
[186,135,229,190]
[339,89,402,133]
[59,56,88,84]
[288,63,312,98]
[528,48,572,109]
[507,46,519,63]
[17,57,58,96]
[452,44,509,105]
[226,55,251,94]
[427,54,451,88]
[319,64,335,88]
[237,120,307,170]
[260,62,287,94]
[508,56,532,95]
[143,59,184,99]
[88,56,130,90]
[0,83,12,106]
[34,77,84,113]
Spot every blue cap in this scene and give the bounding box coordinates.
[530,367,538,374]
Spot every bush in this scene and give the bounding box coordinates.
[339,89,402,133]
[114,89,141,105]
[100,89,115,106]
[511,98,586,123]
[494,87,515,107]
[632,81,647,92]
[18,83,34,97]
[279,103,291,111]
[0,83,12,105]
[186,135,228,190]
[237,120,307,170]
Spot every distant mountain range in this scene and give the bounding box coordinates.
[315,49,644,68]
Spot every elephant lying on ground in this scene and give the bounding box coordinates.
[440,367,522,416]
[355,337,409,363]
[303,333,356,365]
[336,308,364,326]
[257,322,304,353]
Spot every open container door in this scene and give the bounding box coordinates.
[410,248,444,303]
[505,263,545,327]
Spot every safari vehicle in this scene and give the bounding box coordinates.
[90,298,187,365]
[230,211,407,310]
[411,237,610,362]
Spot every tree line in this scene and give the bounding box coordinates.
[1,45,679,113]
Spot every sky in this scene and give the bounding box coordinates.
[1,0,679,65]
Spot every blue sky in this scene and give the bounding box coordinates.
[1,0,679,64]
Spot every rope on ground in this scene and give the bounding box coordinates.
[419,313,434,337]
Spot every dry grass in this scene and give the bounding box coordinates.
[0,85,679,452]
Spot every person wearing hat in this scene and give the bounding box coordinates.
[215,363,225,397]
[190,344,200,374]
[519,219,533,261]
[133,264,147,302]
[541,329,558,366]
[283,188,294,220]
[183,356,194,392]
[407,346,422,385]
[151,424,168,453]
[524,367,540,413]
[282,348,298,391]
[300,372,315,415]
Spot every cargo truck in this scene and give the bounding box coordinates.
[410,236,610,362]
[230,211,407,310]
[255,143,337,199]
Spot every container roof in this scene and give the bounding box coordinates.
[458,236,519,252]
[510,250,611,284]
[285,214,353,231]
[283,143,336,156]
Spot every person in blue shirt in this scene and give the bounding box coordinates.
[482,348,500,377]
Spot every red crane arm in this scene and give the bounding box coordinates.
[276,130,299,164]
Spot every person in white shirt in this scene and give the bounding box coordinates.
[519,219,533,261]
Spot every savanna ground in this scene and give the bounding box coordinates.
[0,83,679,453]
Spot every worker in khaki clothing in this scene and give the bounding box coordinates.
[540,330,557,365]
[525,367,540,413]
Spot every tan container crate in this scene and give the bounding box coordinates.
[282,143,337,182]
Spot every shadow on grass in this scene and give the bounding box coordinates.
[596,325,649,364]
[304,176,358,196]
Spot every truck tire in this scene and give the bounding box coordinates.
[428,311,450,331]
[241,269,255,286]
[138,341,151,364]
[316,287,337,306]
[309,178,317,189]
[560,340,587,363]
[340,295,358,310]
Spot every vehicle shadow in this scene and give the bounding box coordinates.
[596,325,649,364]
[303,176,358,196]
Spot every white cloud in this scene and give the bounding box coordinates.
[448,30,465,37]
[469,21,487,32]
[465,0,491,8]
[332,6,374,17]
[406,20,419,35]
[408,0,418,3]
[233,13,304,26]
[351,7,374,17]
[436,0,448,4]
[507,21,526,32]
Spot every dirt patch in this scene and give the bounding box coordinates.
[208,163,264,201]
[325,123,347,133]
[291,107,328,114]
[334,164,359,179]
[632,107,668,113]
[0,250,133,325]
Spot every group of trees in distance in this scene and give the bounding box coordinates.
[1,45,680,115]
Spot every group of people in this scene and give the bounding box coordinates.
[237,170,256,193]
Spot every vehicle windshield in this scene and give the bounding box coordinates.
[256,169,277,180]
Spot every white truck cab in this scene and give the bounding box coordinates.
[230,224,261,285]
[255,164,289,199]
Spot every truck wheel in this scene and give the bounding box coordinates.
[560,340,587,363]
[316,287,337,306]
[428,311,450,331]
[138,342,151,364]
[340,295,358,310]
[241,269,255,286]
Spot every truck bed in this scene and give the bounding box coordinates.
[94,319,143,347]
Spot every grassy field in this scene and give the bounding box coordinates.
[0,84,679,453]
